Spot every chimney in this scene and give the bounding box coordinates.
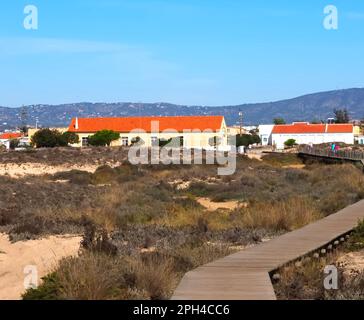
[75,117,79,130]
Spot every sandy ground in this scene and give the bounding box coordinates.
[0,233,81,300]
[337,249,364,276]
[170,178,222,191]
[197,197,245,211]
[282,164,306,169]
[246,153,263,161]
[0,163,119,177]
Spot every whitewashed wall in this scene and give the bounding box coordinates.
[272,133,354,149]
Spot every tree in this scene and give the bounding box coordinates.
[31,129,67,148]
[131,136,144,145]
[284,139,296,148]
[235,134,261,147]
[334,109,350,124]
[273,118,286,125]
[250,134,261,145]
[62,131,79,145]
[9,139,20,150]
[20,126,28,135]
[88,130,120,147]
[311,119,323,124]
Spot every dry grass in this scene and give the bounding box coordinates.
[274,254,339,300]
[261,153,303,167]
[2,150,364,300]
[274,253,364,300]
[55,253,124,300]
[128,254,178,300]
[239,196,322,231]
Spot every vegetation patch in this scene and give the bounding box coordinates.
[274,220,364,300]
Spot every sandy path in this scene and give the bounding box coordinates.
[0,233,81,300]
[0,163,102,177]
[197,197,244,211]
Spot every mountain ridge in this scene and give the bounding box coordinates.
[1,88,364,130]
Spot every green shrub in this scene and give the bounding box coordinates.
[284,139,296,148]
[62,132,79,145]
[91,165,116,185]
[9,139,20,150]
[53,170,92,185]
[23,273,61,300]
[31,129,68,148]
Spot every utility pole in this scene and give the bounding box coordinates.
[239,111,243,136]
[20,105,28,134]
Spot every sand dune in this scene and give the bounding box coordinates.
[0,163,100,177]
[0,234,81,300]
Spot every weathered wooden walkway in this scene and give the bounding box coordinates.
[298,146,364,167]
[172,200,364,300]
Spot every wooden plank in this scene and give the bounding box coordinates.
[172,199,364,300]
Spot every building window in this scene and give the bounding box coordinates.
[121,137,129,146]
[151,136,158,147]
[82,137,89,147]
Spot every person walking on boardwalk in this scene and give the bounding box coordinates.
[335,144,339,154]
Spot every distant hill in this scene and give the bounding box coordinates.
[1,88,364,130]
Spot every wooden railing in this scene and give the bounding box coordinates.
[299,146,364,161]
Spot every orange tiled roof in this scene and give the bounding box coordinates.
[68,116,224,133]
[0,132,23,140]
[272,123,353,134]
[326,124,354,133]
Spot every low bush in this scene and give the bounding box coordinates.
[23,273,61,300]
[345,219,364,251]
[52,170,92,185]
[91,165,116,185]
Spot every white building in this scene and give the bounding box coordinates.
[0,132,23,150]
[356,135,364,145]
[258,125,275,146]
[271,122,354,150]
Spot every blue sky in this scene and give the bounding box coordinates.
[1,0,364,107]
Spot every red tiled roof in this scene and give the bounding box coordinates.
[0,132,22,140]
[68,116,225,133]
[326,124,353,133]
[272,123,353,134]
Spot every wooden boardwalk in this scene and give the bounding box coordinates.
[298,147,364,162]
[172,200,364,300]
